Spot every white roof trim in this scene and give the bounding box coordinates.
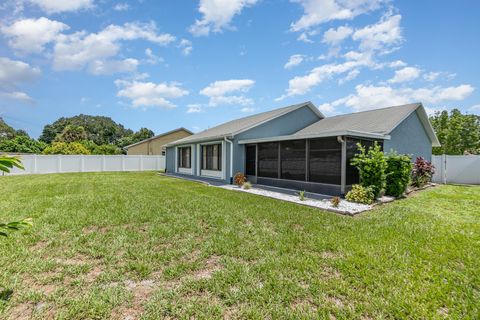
[124,127,193,149]
[238,130,389,144]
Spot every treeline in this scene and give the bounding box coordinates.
[429,109,480,155]
[0,115,154,155]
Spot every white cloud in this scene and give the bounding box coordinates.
[189,0,258,36]
[423,71,440,82]
[290,0,383,32]
[389,60,407,68]
[284,54,306,69]
[469,104,480,112]
[323,83,475,112]
[187,104,203,113]
[200,79,255,106]
[388,66,420,84]
[338,69,360,84]
[88,58,139,75]
[53,22,175,72]
[28,0,94,14]
[1,17,69,54]
[178,39,193,56]
[113,3,129,11]
[317,103,335,114]
[0,57,40,103]
[352,13,402,53]
[277,53,376,99]
[144,48,163,64]
[241,107,255,112]
[297,29,319,43]
[322,25,353,45]
[115,79,189,109]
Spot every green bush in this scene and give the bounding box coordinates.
[346,184,375,204]
[385,152,412,197]
[42,142,91,155]
[0,136,47,153]
[350,142,387,197]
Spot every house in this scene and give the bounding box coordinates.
[165,102,440,196]
[125,128,193,155]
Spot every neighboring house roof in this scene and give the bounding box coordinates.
[124,127,193,149]
[167,101,324,146]
[238,103,441,147]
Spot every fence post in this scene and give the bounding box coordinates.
[442,154,447,184]
[57,155,62,173]
[33,154,37,174]
[80,155,85,172]
[122,155,126,171]
[102,155,106,171]
[140,155,144,171]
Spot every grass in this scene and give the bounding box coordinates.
[0,172,479,319]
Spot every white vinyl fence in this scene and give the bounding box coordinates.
[432,155,480,185]
[3,154,165,175]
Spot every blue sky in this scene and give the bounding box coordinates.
[0,0,479,138]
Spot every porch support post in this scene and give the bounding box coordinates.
[340,136,346,195]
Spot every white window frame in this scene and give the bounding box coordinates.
[199,140,225,179]
[176,144,194,175]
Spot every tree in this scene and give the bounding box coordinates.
[116,127,154,148]
[39,114,134,145]
[55,125,87,143]
[430,109,480,155]
[42,142,91,155]
[0,136,47,154]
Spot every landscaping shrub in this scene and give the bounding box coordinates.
[298,190,306,201]
[243,181,252,189]
[412,157,435,187]
[346,184,375,205]
[233,172,247,186]
[330,196,341,208]
[42,142,91,155]
[385,152,412,197]
[350,142,387,197]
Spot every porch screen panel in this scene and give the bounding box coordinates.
[308,137,341,185]
[346,138,383,185]
[245,145,256,176]
[280,140,305,181]
[257,142,279,178]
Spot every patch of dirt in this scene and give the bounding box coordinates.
[321,251,343,259]
[291,298,318,313]
[321,266,342,279]
[110,280,156,320]
[54,253,91,266]
[7,302,34,320]
[83,225,109,234]
[85,265,103,283]
[325,296,346,309]
[191,256,222,280]
[31,240,49,251]
[437,307,449,317]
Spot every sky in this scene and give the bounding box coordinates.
[0,0,479,138]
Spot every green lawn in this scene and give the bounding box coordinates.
[0,172,479,319]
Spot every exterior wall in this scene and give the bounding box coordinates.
[127,130,192,155]
[384,111,433,161]
[165,140,232,184]
[233,105,321,174]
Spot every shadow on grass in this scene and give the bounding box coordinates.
[0,289,13,302]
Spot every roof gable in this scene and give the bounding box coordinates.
[168,101,323,145]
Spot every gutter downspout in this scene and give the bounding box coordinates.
[337,136,346,196]
[224,136,234,184]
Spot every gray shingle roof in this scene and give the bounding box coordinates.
[294,103,420,136]
[168,101,323,145]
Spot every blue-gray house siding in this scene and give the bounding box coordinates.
[384,110,432,161]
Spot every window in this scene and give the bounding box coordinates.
[178,146,191,168]
[202,144,222,171]
[258,142,279,178]
[245,145,256,176]
[281,140,305,181]
[309,137,341,185]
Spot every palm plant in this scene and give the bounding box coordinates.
[0,155,32,237]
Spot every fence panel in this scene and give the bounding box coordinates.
[3,154,165,175]
[432,155,480,185]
